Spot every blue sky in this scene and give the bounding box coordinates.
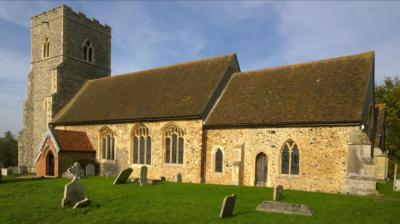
[0,1,400,135]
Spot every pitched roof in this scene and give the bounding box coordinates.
[374,104,386,149]
[52,54,237,125]
[205,52,374,127]
[52,129,95,152]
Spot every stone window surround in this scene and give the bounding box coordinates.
[279,139,301,177]
[82,39,94,64]
[163,123,185,165]
[212,146,225,174]
[99,127,116,162]
[131,124,152,165]
[42,37,50,59]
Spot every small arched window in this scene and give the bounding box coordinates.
[83,40,93,63]
[280,139,300,175]
[101,128,115,160]
[132,124,151,165]
[42,37,50,59]
[164,124,184,164]
[215,148,223,173]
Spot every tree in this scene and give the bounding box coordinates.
[375,76,400,179]
[0,131,18,167]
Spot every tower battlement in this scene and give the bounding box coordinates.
[31,4,110,34]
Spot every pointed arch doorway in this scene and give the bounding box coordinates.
[46,151,55,176]
[255,153,267,186]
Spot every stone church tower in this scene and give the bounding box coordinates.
[18,5,111,171]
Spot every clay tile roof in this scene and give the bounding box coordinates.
[205,51,374,127]
[51,54,237,125]
[52,129,95,152]
[374,104,386,149]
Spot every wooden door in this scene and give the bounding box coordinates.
[255,153,267,186]
[46,152,54,176]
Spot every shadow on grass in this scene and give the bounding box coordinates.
[0,176,49,184]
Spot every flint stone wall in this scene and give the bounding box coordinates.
[56,119,203,183]
[205,126,356,193]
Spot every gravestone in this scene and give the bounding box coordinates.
[256,201,313,216]
[68,162,84,179]
[219,194,236,218]
[61,162,90,209]
[113,168,133,185]
[139,166,148,186]
[85,164,95,176]
[176,173,182,183]
[160,176,166,182]
[273,185,283,201]
[19,165,28,174]
[1,167,12,176]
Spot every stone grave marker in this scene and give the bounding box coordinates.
[1,167,12,176]
[139,166,148,186]
[256,201,313,216]
[273,185,283,201]
[19,165,28,174]
[219,194,236,218]
[61,162,90,209]
[113,168,133,185]
[85,164,95,176]
[176,173,182,183]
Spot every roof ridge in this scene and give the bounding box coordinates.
[90,53,236,82]
[234,51,374,76]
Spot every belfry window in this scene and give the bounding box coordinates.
[83,40,93,63]
[132,125,151,165]
[101,128,115,160]
[280,139,300,175]
[42,37,50,59]
[164,125,184,164]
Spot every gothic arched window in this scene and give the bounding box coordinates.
[164,124,184,164]
[280,139,300,175]
[101,128,115,160]
[132,124,151,165]
[83,40,93,63]
[215,148,223,173]
[42,37,50,59]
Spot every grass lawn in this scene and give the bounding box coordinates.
[1,176,399,224]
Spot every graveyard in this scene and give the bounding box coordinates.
[0,174,399,224]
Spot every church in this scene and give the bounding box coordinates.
[19,5,388,195]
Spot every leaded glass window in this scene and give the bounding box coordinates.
[280,139,300,175]
[164,124,184,164]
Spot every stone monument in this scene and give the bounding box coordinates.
[273,185,283,201]
[219,194,236,218]
[86,164,95,176]
[61,162,90,209]
[113,168,133,185]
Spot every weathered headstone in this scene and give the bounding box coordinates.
[176,173,182,183]
[1,167,12,176]
[68,162,84,179]
[160,176,166,182]
[61,162,90,209]
[19,165,28,174]
[273,185,283,201]
[113,168,133,185]
[139,166,148,186]
[219,194,236,218]
[256,201,313,216]
[149,179,161,185]
[85,164,95,176]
